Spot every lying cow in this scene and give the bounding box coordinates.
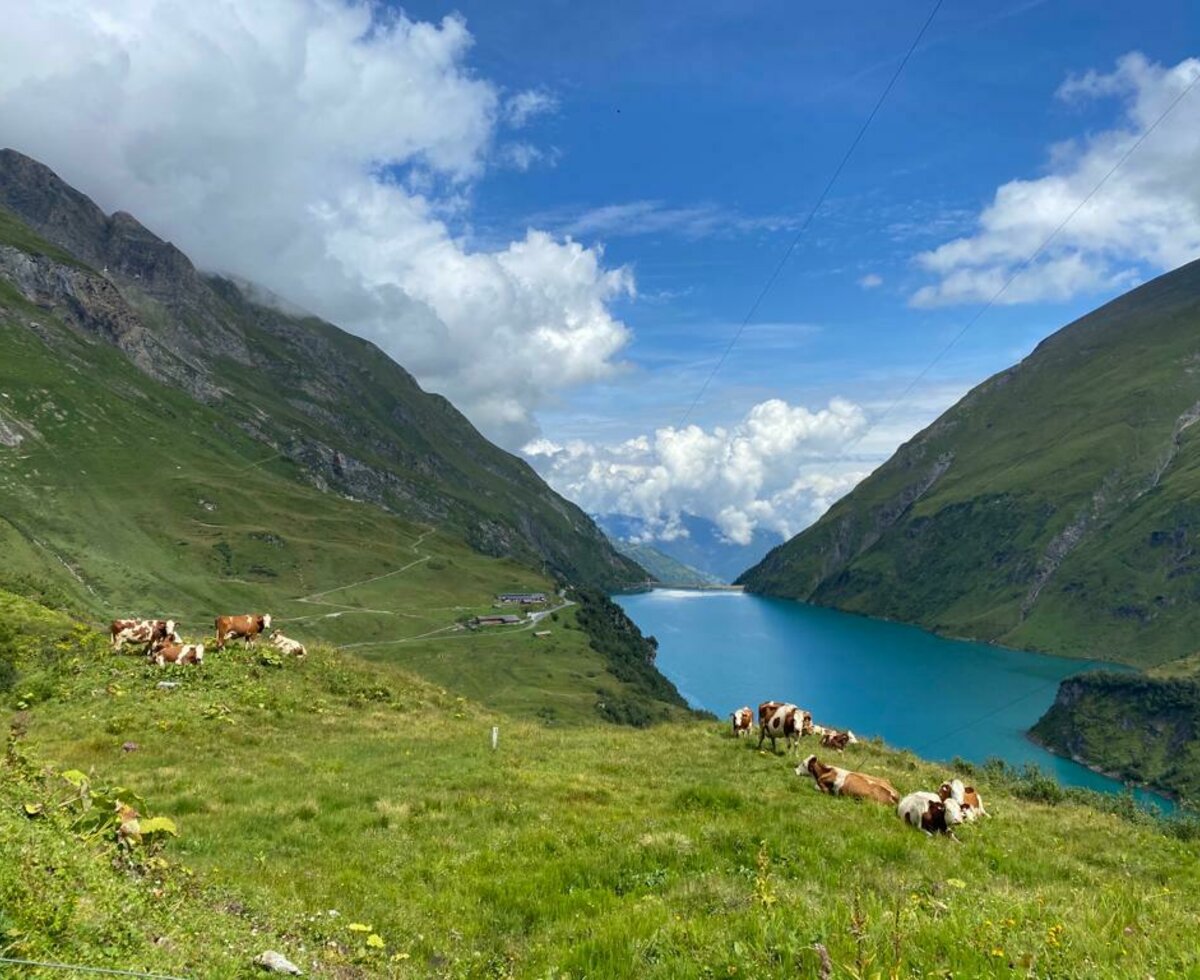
[820,728,859,751]
[939,778,989,820]
[898,791,964,838]
[757,701,813,753]
[730,706,753,738]
[269,629,306,657]
[798,754,900,805]
[214,613,272,649]
[111,619,178,653]
[149,641,204,666]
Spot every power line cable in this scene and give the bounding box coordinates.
[849,66,1200,453]
[840,74,1200,766]
[677,0,945,428]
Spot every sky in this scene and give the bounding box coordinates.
[1,0,1198,547]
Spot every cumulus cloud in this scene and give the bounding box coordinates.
[523,398,870,544]
[0,0,626,446]
[911,52,1200,308]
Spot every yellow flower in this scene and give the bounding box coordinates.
[991,948,1005,958]
[366,934,385,949]
[348,922,372,932]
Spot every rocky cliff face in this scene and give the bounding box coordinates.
[1031,672,1200,801]
[0,148,641,589]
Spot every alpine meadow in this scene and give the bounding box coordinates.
[4,4,1200,979]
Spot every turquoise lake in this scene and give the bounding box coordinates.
[616,588,1171,810]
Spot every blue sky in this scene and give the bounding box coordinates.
[4,0,1197,547]
[430,0,1196,431]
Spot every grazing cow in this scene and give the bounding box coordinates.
[757,701,813,752]
[214,613,272,649]
[939,779,988,820]
[149,641,204,666]
[110,619,178,652]
[797,754,900,805]
[269,629,306,657]
[898,791,964,838]
[731,706,753,737]
[820,729,859,751]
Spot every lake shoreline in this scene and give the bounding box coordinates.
[618,588,1164,808]
[1025,729,1178,807]
[738,587,1146,668]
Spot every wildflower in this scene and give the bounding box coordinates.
[366,934,385,949]
[348,922,372,932]
[991,948,1005,958]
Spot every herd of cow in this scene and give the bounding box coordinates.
[109,613,307,665]
[733,701,989,839]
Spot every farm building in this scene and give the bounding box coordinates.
[497,592,547,604]
[471,614,523,627]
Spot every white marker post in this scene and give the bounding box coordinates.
[491,725,499,751]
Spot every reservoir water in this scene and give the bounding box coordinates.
[617,588,1171,810]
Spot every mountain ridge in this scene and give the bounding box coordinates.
[739,257,1200,668]
[0,147,642,591]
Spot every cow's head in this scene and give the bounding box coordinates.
[937,781,954,801]
[800,711,814,736]
[798,754,818,777]
[943,798,964,826]
[261,613,272,631]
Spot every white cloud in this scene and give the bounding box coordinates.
[504,89,558,128]
[911,52,1200,308]
[550,200,799,241]
[523,397,870,545]
[858,273,883,289]
[0,0,625,447]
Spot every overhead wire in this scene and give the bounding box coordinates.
[676,0,946,428]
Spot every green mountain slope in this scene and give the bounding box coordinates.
[609,538,725,588]
[739,258,1200,668]
[0,148,642,592]
[0,151,683,726]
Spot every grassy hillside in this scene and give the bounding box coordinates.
[608,538,724,588]
[4,591,1200,978]
[740,258,1200,669]
[1032,668,1200,802]
[0,274,682,726]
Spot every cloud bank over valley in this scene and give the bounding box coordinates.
[0,0,631,447]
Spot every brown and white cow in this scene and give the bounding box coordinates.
[149,641,204,666]
[938,779,989,820]
[214,613,272,649]
[797,754,900,805]
[757,701,813,753]
[898,791,964,838]
[269,629,306,657]
[731,706,753,738]
[110,619,178,653]
[820,728,859,752]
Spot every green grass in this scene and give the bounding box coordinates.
[7,596,1200,978]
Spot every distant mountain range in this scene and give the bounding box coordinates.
[606,539,724,589]
[596,513,780,584]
